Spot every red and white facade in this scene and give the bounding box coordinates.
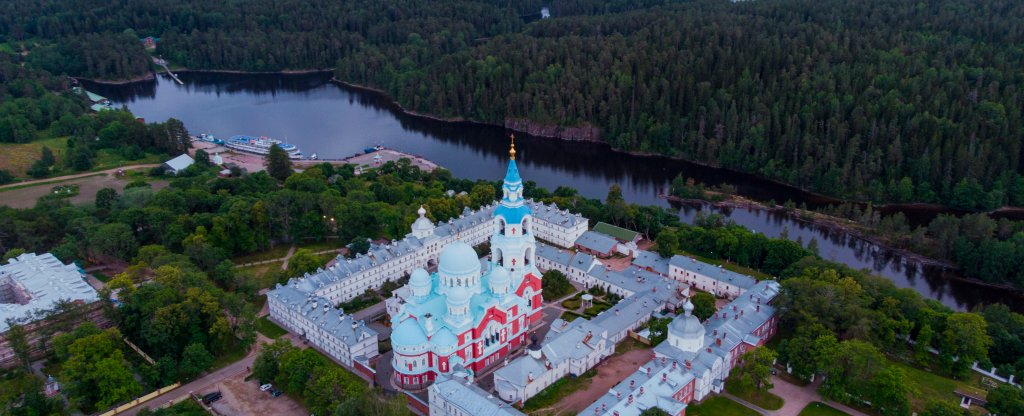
[389,146,544,389]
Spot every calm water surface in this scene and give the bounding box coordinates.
[88,72,1023,311]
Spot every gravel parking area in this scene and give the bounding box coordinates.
[205,371,307,416]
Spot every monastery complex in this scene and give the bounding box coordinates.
[266,137,781,416]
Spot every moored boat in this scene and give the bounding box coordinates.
[226,135,304,159]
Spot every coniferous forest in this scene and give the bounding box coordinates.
[2,0,1023,208]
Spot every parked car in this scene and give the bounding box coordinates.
[259,383,273,392]
[271,389,283,397]
[202,391,222,404]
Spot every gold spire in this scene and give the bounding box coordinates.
[509,133,516,160]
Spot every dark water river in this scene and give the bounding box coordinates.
[87,72,1023,311]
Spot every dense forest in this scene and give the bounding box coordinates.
[2,0,1022,206]
[0,53,188,182]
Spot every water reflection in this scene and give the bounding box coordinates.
[85,72,1023,312]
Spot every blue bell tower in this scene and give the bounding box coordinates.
[490,134,537,279]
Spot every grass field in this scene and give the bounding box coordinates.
[890,360,989,411]
[798,402,849,416]
[614,337,649,354]
[522,369,597,413]
[235,261,284,289]
[91,148,163,171]
[0,137,68,177]
[297,239,345,252]
[256,316,288,339]
[0,136,164,182]
[726,379,785,410]
[233,245,293,265]
[686,396,759,416]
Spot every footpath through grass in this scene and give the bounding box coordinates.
[686,396,760,416]
[798,402,849,416]
[725,379,784,410]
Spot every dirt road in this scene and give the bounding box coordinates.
[1,172,168,209]
[0,164,160,190]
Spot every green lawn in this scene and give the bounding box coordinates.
[798,402,849,416]
[209,338,249,372]
[890,360,988,411]
[297,239,345,252]
[235,261,285,288]
[256,316,288,339]
[614,337,649,354]
[522,369,596,413]
[336,292,380,313]
[726,379,784,410]
[560,310,585,322]
[686,396,759,416]
[232,245,294,264]
[91,148,163,171]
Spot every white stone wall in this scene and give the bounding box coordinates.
[266,295,378,368]
[668,265,744,299]
[532,218,587,248]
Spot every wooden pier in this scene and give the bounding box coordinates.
[152,57,183,85]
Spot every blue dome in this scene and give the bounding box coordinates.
[432,327,458,347]
[410,268,431,289]
[439,241,479,276]
[392,318,427,346]
[489,265,511,287]
[448,286,470,305]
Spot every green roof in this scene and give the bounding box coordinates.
[593,222,640,241]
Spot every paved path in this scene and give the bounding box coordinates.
[723,375,870,416]
[279,246,297,270]
[723,392,772,415]
[235,247,340,269]
[0,164,160,190]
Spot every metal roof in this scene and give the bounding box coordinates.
[163,154,195,172]
[432,374,525,416]
[0,253,99,332]
[669,255,758,290]
[575,231,618,253]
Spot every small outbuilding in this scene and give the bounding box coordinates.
[163,154,194,175]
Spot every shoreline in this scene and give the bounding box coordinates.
[663,193,1024,293]
[84,70,1023,294]
[76,72,156,85]
[330,78,1023,217]
[171,68,334,75]
[82,70,1022,217]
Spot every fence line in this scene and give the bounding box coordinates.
[96,382,182,416]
